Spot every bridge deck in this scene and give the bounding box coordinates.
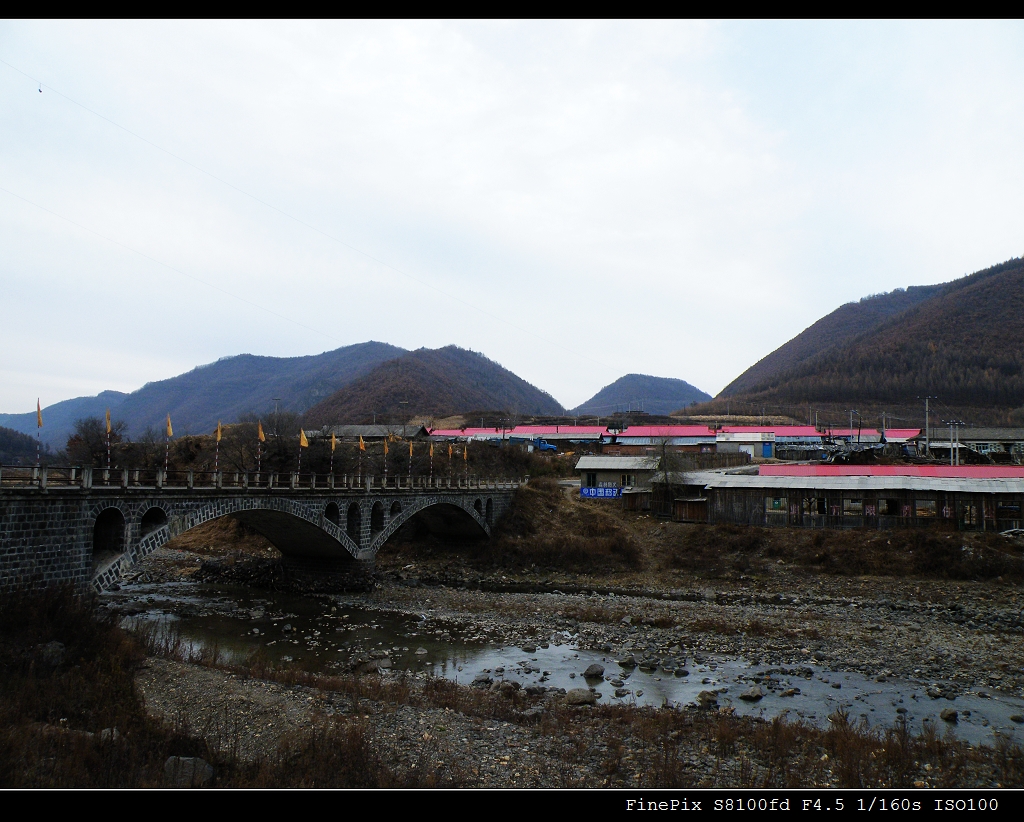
[0,465,522,494]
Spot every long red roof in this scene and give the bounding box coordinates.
[759,465,1024,478]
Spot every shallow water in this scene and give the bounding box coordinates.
[108,581,1024,747]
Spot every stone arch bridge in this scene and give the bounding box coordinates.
[0,466,521,593]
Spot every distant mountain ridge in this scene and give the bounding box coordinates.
[0,390,129,449]
[1,342,404,446]
[303,346,564,426]
[717,257,1024,411]
[571,374,711,417]
[720,284,944,397]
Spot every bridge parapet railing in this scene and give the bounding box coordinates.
[0,464,525,492]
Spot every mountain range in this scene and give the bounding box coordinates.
[713,256,1024,419]
[303,346,564,426]
[1,342,402,446]
[571,374,710,417]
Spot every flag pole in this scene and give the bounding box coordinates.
[214,421,221,475]
[36,399,42,468]
[297,428,309,474]
[256,420,265,478]
[408,441,413,484]
[105,408,111,471]
[164,414,173,474]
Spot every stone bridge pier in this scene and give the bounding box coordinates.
[0,469,520,593]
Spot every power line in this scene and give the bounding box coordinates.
[0,57,615,374]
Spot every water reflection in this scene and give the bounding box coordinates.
[110,582,1024,747]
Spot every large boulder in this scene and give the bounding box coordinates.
[564,688,598,706]
[583,664,605,679]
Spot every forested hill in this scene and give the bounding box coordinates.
[303,346,564,426]
[572,374,711,417]
[0,425,41,463]
[1,342,404,446]
[719,257,1024,410]
[720,284,944,397]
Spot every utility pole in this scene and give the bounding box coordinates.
[919,396,936,458]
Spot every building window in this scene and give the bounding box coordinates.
[803,497,826,516]
[620,473,636,487]
[877,498,900,516]
[915,499,937,518]
[765,497,787,513]
[585,472,597,488]
[843,499,863,516]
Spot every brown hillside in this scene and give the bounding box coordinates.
[717,257,1024,414]
[720,284,943,397]
[303,346,564,426]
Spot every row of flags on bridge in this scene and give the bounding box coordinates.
[71,406,469,474]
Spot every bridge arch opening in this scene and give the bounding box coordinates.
[486,498,493,524]
[92,507,126,571]
[140,506,168,537]
[474,498,483,515]
[390,501,401,517]
[347,503,361,540]
[324,502,340,526]
[371,501,385,533]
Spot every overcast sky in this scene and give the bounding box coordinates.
[3,20,1023,413]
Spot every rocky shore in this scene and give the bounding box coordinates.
[111,523,1024,787]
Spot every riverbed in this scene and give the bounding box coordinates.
[105,580,1024,747]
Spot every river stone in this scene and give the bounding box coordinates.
[472,673,493,687]
[565,688,598,706]
[165,756,214,787]
[1010,715,1024,724]
[521,644,537,653]
[781,688,801,697]
[739,686,764,702]
[696,691,718,708]
[414,647,428,655]
[617,654,637,668]
[355,660,380,675]
[38,641,65,668]
[675,669,689,677]
[583,664,605,679]
[940,708,958,723]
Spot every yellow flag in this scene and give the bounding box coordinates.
[384,440,389,456]
[429,443,434,457]
[166,414,173,438]
[299,429,309,448]
[448,444,453,458]
[37,399,42,429]
[331,432,337,452]
[463,445,468,461]
[359,436,366,452]
[409,441,413,458]
[257,420,265,442]
[216,421,223,442]
[105,408,111,435]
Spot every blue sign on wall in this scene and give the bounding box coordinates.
[581,487,621,499]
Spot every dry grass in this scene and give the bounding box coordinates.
[655,522,1024,582]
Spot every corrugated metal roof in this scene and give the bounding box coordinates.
[609,425,713,437]
[759,465,1024,478]
[576,456,660,471]
[700,473,1024,493]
